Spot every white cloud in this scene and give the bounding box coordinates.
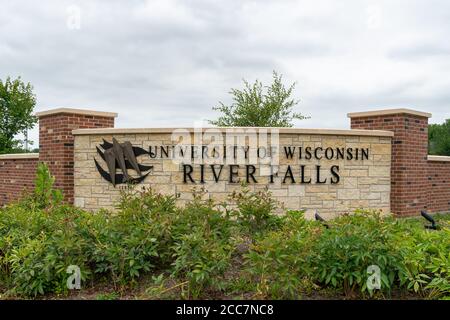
[0,0,449,146]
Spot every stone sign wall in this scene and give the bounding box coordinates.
[73,128,393,218]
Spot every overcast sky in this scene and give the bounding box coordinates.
[1,0,449,146]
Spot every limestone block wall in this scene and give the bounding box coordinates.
[73,128,393,218]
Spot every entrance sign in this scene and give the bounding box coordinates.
[75,127,393,218]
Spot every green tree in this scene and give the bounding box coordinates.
[209,71,308,127]
[0,76,37,154]
[428,119,450,156]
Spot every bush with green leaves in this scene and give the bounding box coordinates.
[307,210,403,297]
[229,186,282,234]
[0,164,449,299]
[89,188,177,285]
[244,210,321,299]
[245,209,450,299]
[0,163,86,296]
[0,204,92,296]
[393,219,450,298]
[169,192,236,298]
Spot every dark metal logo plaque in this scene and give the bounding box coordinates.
[94,138,152,186]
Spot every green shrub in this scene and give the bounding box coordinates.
[308,210,402,297]
[0,204,91,296]
[394,220,450,297]
[1,164,449,300]
[30,163,63,209]
[229,186,281,234]
[244,209,450,299]
[89,188,177,285]
[0,165,90,296]
[244,211,321,299]
[170,193,236,298]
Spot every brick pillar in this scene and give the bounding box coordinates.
[36,108,117,204]
[348,108,431,216]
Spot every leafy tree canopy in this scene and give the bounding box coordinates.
[209,71,308,127]
[428,119,450,156]
[0,76,37,153]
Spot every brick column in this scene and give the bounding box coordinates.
[348,108,431,216]
[36,108,117,204]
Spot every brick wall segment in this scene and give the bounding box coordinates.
[427,156,450,213]
[348,108,434,216]
[0,154,39,205]
[36,108,117,203]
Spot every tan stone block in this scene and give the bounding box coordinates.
[85,197,98,206]
[338,189,360,200]
[371,144,391,155]
[343,177,358,188]
[91,186,105,193]
[288,185,305,197]
[373,154,391,161]
[76,187,92,197]
[369,166,390,177]
[152,184,176,195]
[322,200,335,208]
[276,196,299,210]
[322,138,346,148]
[75,178,96,186]
[297,135,311,142]
[162,160,180,172]
[360,192,380,200]
[316,192,337,200]
[149,175,171,184]
[373,161,390,167]
[299,196,311,205]
[74,197,85,208]
[348,169,368,177]
[205,181,227,193]
[176,184,197,193]
[98,198,114,207]
[305,185,329,193]
[370,184,390,192]
[349,199,370,208]
[380,192,390,204]
[346,136,360,143]
[344,165,369,170]
[279,137,293,145]
[74,153,87,161]
[135,134,150,141]
[358,177,379,185]
[75,136,90,149]
[270,188,288,197]
[210,193,229,203]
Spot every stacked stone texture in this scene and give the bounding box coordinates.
[74,132,392,218]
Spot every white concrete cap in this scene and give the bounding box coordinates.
[428,155,450,162]
[36,108,118,118]
[347,108,432,118]
[72,127,394,137]
[0,153,39,159]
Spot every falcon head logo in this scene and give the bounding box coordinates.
[94,138,152,186]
